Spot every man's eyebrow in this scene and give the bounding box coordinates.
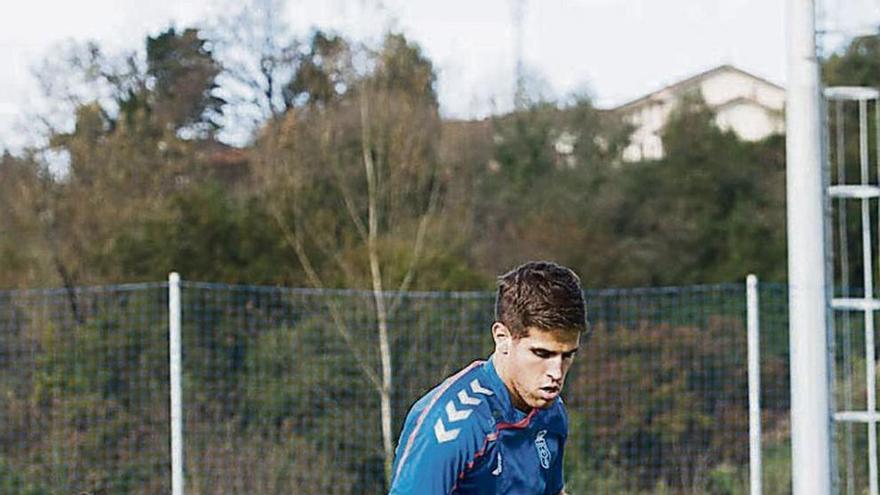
[529,346,580,355]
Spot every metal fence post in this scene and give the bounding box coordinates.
[169,272,184,495]
[747,274,762,495]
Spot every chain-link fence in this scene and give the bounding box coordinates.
[0,280,791,494]
[0,284,170,495]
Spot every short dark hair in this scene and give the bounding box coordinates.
[494,260,588,339]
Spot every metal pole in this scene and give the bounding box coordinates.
[747,274,763,495]
[859,97,879,495]
[786,0,834,494]
[876,93,880,495]
[836,96,857,495]
[169,272,185,495]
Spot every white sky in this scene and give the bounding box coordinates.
[1,0,878,153]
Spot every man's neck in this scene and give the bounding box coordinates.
[492,354,531,412]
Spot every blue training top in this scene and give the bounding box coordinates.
[389,357,567,495]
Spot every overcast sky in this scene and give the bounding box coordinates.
[1,0,878,153]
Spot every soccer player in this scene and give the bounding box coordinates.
[389,261,586,494]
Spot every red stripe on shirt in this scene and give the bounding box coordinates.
[449,407,538,494]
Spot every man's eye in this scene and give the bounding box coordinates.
[534,350,551,358]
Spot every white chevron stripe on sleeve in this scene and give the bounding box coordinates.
[434,418,460,443]
[445,400,473,422]
[458,389,481,406]
[470,379,494,396]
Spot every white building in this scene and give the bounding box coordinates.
[613,65,785,162]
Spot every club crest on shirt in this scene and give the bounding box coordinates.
[535,429,551,469]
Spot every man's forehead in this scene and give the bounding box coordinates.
[520,327,580,350]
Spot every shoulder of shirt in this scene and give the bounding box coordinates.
[405,361,497,445]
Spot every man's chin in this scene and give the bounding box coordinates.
[528,395,559,409]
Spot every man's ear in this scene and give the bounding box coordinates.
[492,322,512,355]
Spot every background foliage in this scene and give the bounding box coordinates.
[2,5,878,493]
[5,8,847,292]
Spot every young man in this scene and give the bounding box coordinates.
[389,261,586,495]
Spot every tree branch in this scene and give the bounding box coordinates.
[267,200,382,392]
[321,119,368,243]
[389,168,442,317]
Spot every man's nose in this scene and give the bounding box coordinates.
[547,357,564,381]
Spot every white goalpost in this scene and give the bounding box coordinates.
[789,0,880,492]
[786,0,834,494]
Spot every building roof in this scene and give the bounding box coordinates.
[610,64,784,113]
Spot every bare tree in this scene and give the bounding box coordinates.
[29,41,147,145]
[207,0,300,142]
[251,33,443,484]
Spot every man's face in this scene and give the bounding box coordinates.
[498,324,580,410]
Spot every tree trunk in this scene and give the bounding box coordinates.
[361,89,395,484]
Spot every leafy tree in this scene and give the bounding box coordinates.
[286,31,354,107]
[588,97,787,286]
[824,34,880,87]
[0,153,55,288]
[19,25,230,292]
[146,28,225,135]
[32,27,223,140]
[107,183,291,284]
[472,97,630,284]
[490,102,559,191]
[372,33,436,104]
[44,103,190,287]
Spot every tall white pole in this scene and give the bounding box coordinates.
[786,1,833,494]
[747,274,763,495]
[169,272,185,495]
